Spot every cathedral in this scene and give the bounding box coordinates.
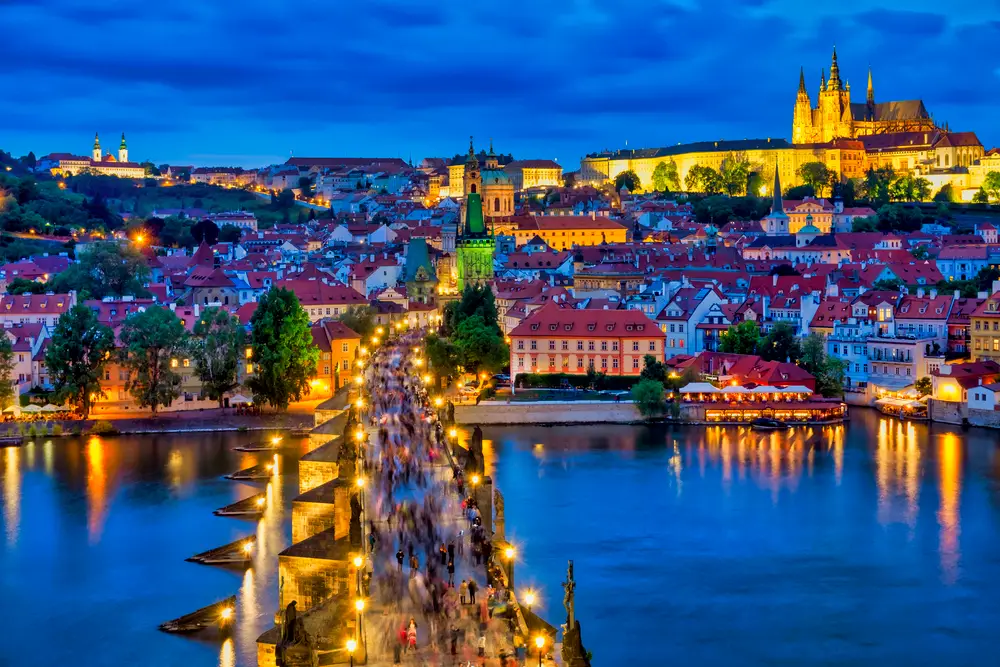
[792,48,937,144]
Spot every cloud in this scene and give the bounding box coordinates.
[0,0,997,166]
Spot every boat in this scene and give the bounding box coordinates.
[750,417,789,431]
[159,595,237,636]
[0,436,24,448]
[224,454,279,481]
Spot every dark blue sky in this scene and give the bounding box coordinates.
[2,0,998,169]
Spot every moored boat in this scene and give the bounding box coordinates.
[750,417,789,431]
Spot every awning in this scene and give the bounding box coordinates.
[751,386,781,393]
[680,382,719,394]
[230,394,253,405]
[721,386,750,394]
[21,404,42,413]
[41,404,65,412]
[779,385,813,394]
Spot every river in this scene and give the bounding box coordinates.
[2,412,1000,666]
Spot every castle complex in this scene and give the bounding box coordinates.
[580,49,990,201]
[38,132,145,178]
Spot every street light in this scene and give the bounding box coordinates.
[523,590,535,611]
[433,397,443,407]
[243,541,254,554]
[346,638,357,667]
[505,546,516,591]
[355,477,365,488]
[256,496,266,507]
[423,374,432,385]
[534,635,545,667]
[355,398,365,409]
[354,599,365,612]
[449,428,458,439]
[471,474,480,486]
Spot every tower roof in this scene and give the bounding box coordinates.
[120,132,127,149]
[828,46,842,90]
[464,192,486,236]
[769,165,786,217]
[866,67,875,105]
[466,136,478,165]
[403,237,436,282]
[798,67,806,94]
[94,132,100,149]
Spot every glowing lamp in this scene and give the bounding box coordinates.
[352,555,363,568]
[346,639,357,654]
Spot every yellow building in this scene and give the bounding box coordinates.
[40,133,145,178]
[495,213,628,249]
[504,160,563,191]
[971,292,1000,362]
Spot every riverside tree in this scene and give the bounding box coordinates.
[45,304,115,418]
[248,287,318,410]
[718,320,761,355]
[0,337,15,413]
[121,307,188,414]
[190,307,245,408]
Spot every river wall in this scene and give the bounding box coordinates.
[456,400,644,425]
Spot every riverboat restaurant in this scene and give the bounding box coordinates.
[678,382,847,424]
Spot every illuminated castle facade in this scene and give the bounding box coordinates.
[792,48,937,144]
[39,132,144,178]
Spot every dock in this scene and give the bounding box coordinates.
[213,492,267,517]
[159,595,237,636]
[187,536,256,566]
[0,436,24,448]
[233,435,284,452]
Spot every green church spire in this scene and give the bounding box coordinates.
[465,192,485,236]
[120,132,127,149]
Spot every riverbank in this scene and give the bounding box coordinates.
[1,408,313,437]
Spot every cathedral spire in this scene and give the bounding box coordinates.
[468,135,475,157]
[488,137,495,156]
[828,46,841,91]
[866,66,875,106]
[798,67,806,94]
[120,132,127,149]
[820,68,826,92]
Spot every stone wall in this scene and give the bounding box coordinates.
[968,407,1000,429]
[292,500,337,545]
[456,400,643,425]
[299,459,340,495]
[279,554,351,613]
[929,398,965,425]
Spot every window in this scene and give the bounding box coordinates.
[517,340,524,350]
[588,341,595,351]
[518,357,524,369]
[601,358,608,369]
[577,358,584,369]
[170,359,178,368]
[561,340,568,351]
[548,340,555,351]
[678,324,685,332]
[342,343,349,353]
[577,341,583,351]
[245,347,253,359]
[632,357,640,369]
[632,341,639,351]
[246,363,253,373]
[612,341,619,352]
[530,340,537,350]
[601,341,608,351]
[612,358,619,369]
[323,365,330,375]
[649,341,656,351]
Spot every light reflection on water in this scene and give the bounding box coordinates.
[0,431,306,667]
[485,409,1000,666]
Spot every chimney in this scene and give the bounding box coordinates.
[916,288,924,298]
[763,295,771,319]
[930,288,937,299]
[590,211,596,220]
[773,274,778,287]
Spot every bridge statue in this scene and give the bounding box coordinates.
[561,560,591,667]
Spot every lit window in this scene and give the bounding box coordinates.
[170,359,178,368]
[246,363,253,373]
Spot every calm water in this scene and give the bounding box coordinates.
[0,432,310,667]
[483,410,1000,667]
[3,413,1000,666]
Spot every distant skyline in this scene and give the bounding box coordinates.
[2,0,998,169]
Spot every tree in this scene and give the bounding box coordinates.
[889,175,931,203]
[910,245,931,260]
[972,188,990,205]
[44,304,115,418]
[49,241,151,299]
[190,307,245,408]
[797,162,834,196]
[425,332,459,380]
[983,171,1000,203]
[760,322,801,362]
[685,165,723,194]
[915,376,932,397]
[218,224,243,244]
[768,264,800,277]
[614,170,640,193]
[719,153,751,196]
[298,176,315,198]
[0,337,15,413]
[800,333,845,398]
[933,183,957,203]
[862,167,895,207]
[692,196,733,226]
[338,305,376,340]
[652,160,679,192]
[445,284,500,334]
[6,277,47,295]
[120,307,188,414]
[191,218,219,245]
[275,189,296,209]
[639,354,667,384]
[248,287,318,409]
[851,215,878,232]
[631,379,665,417]
[718,320,760,355]
[784,184,816,200]
[452,315,508,375]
